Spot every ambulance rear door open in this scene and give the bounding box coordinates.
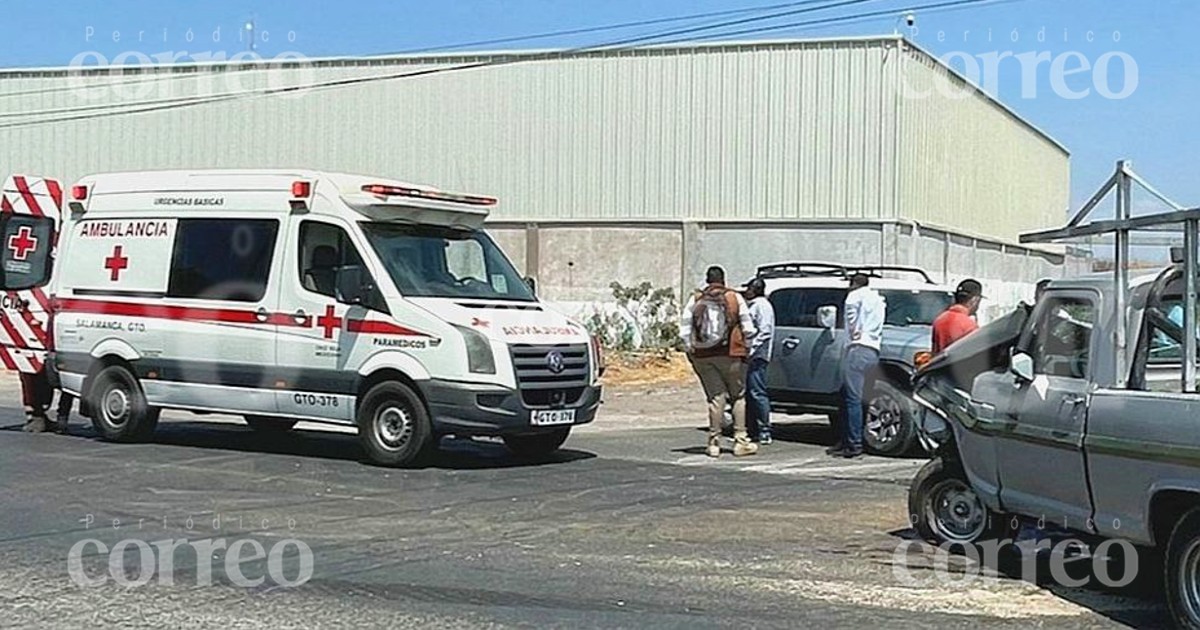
[0,176,63,373]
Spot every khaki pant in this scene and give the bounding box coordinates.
[691,355,747,437]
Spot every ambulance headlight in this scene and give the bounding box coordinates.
[454,325,496,374]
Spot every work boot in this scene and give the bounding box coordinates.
[706,435,721,458]
[733,432,759,457]
[23,414,48,433]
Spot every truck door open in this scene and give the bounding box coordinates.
[0,176,62,373]
[999,292,1097,529]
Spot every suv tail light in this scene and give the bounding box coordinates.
[914,351,933,369]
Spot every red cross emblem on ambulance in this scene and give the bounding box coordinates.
[104,245,129,281]
[6,226,38,261]
[317,304,342,339]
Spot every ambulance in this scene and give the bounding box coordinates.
[0,170,603,466]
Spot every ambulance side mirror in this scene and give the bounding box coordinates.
[524,276,537,296]
[335,265,373,306]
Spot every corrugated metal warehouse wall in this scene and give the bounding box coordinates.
[897,44,1070,242]
[0,36,1080,313]
[0,37,1066,239]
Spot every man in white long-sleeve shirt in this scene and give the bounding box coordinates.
[836,273,886,459]
[680,266,758,458]
[743,278,776,445]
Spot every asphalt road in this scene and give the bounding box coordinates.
[0,380,1171,628]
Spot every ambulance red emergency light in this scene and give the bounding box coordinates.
[0,170,602,466]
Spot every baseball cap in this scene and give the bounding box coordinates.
[955,279,985,299]
[744,277,765,288]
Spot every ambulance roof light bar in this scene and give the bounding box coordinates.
[361,184,497,207]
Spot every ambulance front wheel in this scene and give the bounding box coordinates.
[357,381,433,467]
[89,364,159,443]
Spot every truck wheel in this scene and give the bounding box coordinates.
[865,379,917,457]
[909,457,1009,546]
[356,381,433,467]
[244,416,297,432]
[503,428,570,459]
[1165,507,1200,628]
[89,364,159,442]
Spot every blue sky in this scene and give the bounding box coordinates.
[1,0,1196,216]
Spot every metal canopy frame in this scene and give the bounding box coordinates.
[1019,160,1198,392]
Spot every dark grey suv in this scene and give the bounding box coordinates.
[758,262,953,456]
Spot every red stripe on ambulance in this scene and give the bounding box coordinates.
[0,309,28,349]
[0,346,19,370]
[11,176,44,217]
[29,287,52,313]
[346,319,432,337]
[58,298,312,328]
[45,180,63,212]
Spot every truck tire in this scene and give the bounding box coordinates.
[503,428,570,459]
[89,364,159,443]
[909,456,1010,546]
[1165,507,1200,628]
[244,416,298,432]
[865,378,918,457]
[356,381,433,467]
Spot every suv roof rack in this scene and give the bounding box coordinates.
[755,261,934,284]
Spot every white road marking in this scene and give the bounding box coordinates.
[670,452,925,480]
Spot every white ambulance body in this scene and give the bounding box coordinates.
[13,169,602,465]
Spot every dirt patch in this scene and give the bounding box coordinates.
[601,351,694,387]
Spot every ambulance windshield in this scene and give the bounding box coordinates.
[362,223,535,302]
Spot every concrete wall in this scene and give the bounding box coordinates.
[539,225,682,303]
[488,219,1091,325]
[687,223,886,290]
[486,227,528,276]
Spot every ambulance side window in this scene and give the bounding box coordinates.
[298,221,386,312]
[167,219,278,302]
[0,214,55,290]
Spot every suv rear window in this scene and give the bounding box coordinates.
[770,288,845,328]
[881,290,953,326]
[769,287,953,328]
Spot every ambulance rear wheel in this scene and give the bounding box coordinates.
[89,364,158,443]
[357,381,432,467]
[244,416,297,432]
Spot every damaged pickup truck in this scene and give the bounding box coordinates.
[907,162,1200,628]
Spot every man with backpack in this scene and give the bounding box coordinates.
[680,265,759,458]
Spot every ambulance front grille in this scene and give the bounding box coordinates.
[510,344,590,408]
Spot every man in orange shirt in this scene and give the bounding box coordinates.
[932,279,984,353]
